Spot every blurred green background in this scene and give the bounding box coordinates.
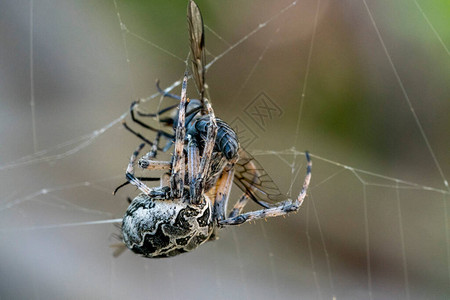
[0,0,449,299]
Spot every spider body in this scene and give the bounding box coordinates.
[122,193,213,258]
[119,72,311,258]
[122,110,238,258]
[115,0,311,258]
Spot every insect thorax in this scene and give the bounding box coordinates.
[122,193,214,258]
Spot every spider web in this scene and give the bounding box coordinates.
[0,0,449,299]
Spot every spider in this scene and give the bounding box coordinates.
[114,0,312,258]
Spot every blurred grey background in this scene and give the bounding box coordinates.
[0,0,449,299]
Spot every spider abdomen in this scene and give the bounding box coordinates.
[122,193,214,258]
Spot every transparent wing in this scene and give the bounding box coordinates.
[187,0,206,99]
[233,148,288,208]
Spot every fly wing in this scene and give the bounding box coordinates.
[187,0,206,99]
[233,148,288,208]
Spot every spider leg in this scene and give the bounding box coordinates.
[122,127,170,172]
[155,79,181,100]
[142,80,201,125]
[162,139,174,152]
[187,135,200,186]
[228,193,251,218]
[113,177,160,195]
[138,158,171,171]
[136,131,172,170]
[228,159,259,217]
[185,105,202,126]
[114,132,167,195]
[122,121,155,146]
[143,130,172,159]
[218,152,312,226]
[144,131,162,159]
[191,99,217,204]
[133,79,181,119]
[160,173,170,187]
[125,143,154,195]
[170,73,188,198]
[123,117,175,161]
[129,101,174,139]
[212,167,235,222]
[136,103,178,118]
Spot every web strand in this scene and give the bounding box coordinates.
[293,0,321,149]
[310,193,335,298]
[362,0,449,192]
[306,199,323,300]
[362,185,373,300]
[0,1,298,172]
[412,0,450,57]
[1,1,448,298]
[0,218,122,232]
[260,222,280,298]
[252,149,449,195]
[2,147,448,229]
[204,24,232,47]
[395,182,411,300]
[444,193,450,286]
[113,0,136,100]
[232,26,281,106]
[29,0,37,154]
[126,29,185,63]
[231,228,250,300]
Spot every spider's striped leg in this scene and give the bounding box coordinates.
[212,167,235,222]
[228,162,258,217]
[114,132,171,195]
[138,159,171,171]
[191,99,217,204]
[228,193,251,218]
[218,153,312,226]
[113,177,160,195]
[160,173,171,187]
[124,143,173,199]
[187,135,200,189]
[138,133,171,170]
[129,101,174,139]
[144,131,162,159]
[122,121,159,148]
[125,143,153,195]
[132,79,181,118]
[170,73,188,198]
[122,118,174,158]
[155,79,181,100]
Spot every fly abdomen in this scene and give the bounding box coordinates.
[188,116,239,161]
[216,120,239,160]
